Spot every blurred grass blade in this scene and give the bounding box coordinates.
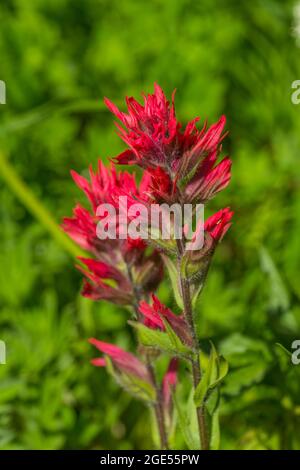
[259,246,289,312]
[275,342,292,357]
[0,99,109,136]
[0,151,85,259]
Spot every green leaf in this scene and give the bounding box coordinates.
[208,356,229,390]
[222,363,267,396]
[172,389,200,450]
[210,408,220,450]
[105,356,156,402]
[149,407,161,449]
[194,343,217,407]
[161,255,183,309]
[194,344,228,407]
[161,318,191,354]
[260,246,289,312]
[194,361,213,407]
[206,388,220,416]
[120,372,156,402]
[129,321,188,356]
[220,334,272,395]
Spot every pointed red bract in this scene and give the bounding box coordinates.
[89,338,151,383]
[105,84,231,204]
[62,162,163,305]
[205,207,234,242]
[139,294,192,347]
[162,358,178,411]
[186,156,232,203]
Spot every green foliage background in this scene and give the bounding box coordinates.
[0,0,300,450]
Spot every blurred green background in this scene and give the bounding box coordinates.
[1,0,300,450]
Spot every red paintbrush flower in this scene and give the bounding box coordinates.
[185,153,232,204]
[89,338,151,382]
[62,162,163,305]
[139,294,193,347]
[162,358,178,412]
[105,84,231,204]
[77,258,132,305]
[204,207,233,243]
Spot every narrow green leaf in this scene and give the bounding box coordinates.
[172,389,200,450]
[193,374,208,408]
[120,373,156,402]
[194,344,228,407]
[149,408,161,449]
[105,356,156,402]
[206,388,220,416]
[210,408,220,450]
[130,321,188,356]
[208,356,229,391]
[194,349,215,407]
[161,255,183,309]
[260,246,289,312]
[161,317,191,354]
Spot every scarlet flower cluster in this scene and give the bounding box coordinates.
[63,85,233,445]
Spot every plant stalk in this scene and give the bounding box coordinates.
[147,359,169,450]
[126,262,168,450]
[176,240,209,450]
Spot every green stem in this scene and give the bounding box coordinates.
[176,239,209,450]
[126,262,168,450]
[0,151,85,259]
[146,359,169,450]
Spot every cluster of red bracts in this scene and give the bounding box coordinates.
[62,162,163,305]
[104,84,231,205]
[89,337,178,413]
[63,84,233,418]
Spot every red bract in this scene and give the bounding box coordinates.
[104,84,178,167]
[89,338,151,383]
[139,294,193,347]
[62,161,141,254]
[62,204,97,253]
[162,358,178,411]
[70,161,139,212]
[205,207,234,243]
[77,258,132,305]
[62,162,163,305]
[185,154,232,203]
[105,84,231,204]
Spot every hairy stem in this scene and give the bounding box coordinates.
[147,360,169,450]
[176,240,209,450]
[126,262,168,450]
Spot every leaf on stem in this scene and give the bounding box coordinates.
[161,254,183,309]
[105,356,156,402]
[129,321,190,356]
[194,343,228,407]
[172,388,200,450]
